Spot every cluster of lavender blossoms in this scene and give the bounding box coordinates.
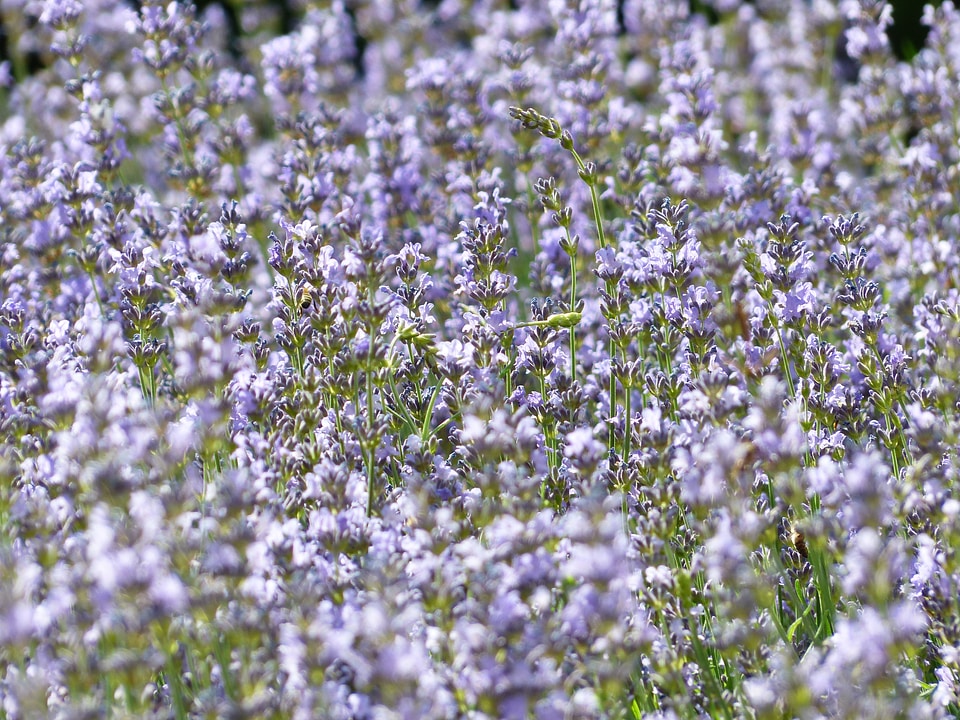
[3,0,960,717]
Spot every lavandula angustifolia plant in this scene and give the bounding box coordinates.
[737,215,810,404]
[270,106,365,284]
[737,214,851,654]
[381,241,443,459]
[510,299,570,503]
[111,238,168,406]
[828,213,912,474]
[262,218,356,516]
[646,20,725,205]
[508,107,616,453]
[407,55,489,178]
[450,178,524,464]
[35,0,132,188]
[838,0,900,170]
[13,0,960,717]
[363,106,429,234]
[498,42,550,265]
[131,1,212,196]
[598,196,707,527]
[533,175,584,378]
[545,0,621,155]
[508,106,739,716]
[338,222,397,517]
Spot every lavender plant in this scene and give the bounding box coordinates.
[3,0,960,718]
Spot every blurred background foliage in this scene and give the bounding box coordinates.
[0,0,942,85]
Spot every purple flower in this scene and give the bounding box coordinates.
[780,280,816,323]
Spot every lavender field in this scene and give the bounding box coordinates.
[2,0,960,717]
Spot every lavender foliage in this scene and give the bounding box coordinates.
[1,0,960,718]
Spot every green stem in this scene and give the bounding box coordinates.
[83,267,107,318]
[566,143,618,452]
[165,647,189,720]
[568,247,578,384]
[365,366,376,517]
[365,285,379,517]
[868,342,910,470]
[623,379,632,460]
[385,371,418,437]
[569,148,607,250]
[769,308,796,400]
[420,378,446,442]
